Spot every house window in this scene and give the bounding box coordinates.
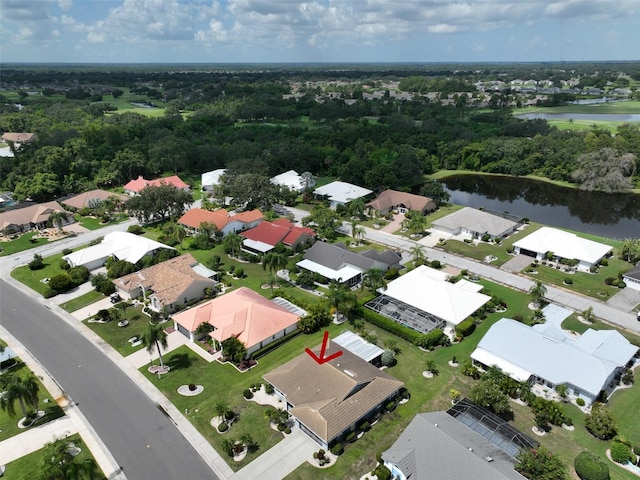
[184,297,188,304]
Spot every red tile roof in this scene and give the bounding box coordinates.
[123,175,189,193]
[240,219,315,247]
[232,209,264,224]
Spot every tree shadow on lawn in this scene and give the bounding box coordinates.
[166,352,193,371]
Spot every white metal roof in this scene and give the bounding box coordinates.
[63,232,174,268]
[313,181,373,205]
[270,170,303,191]
[201,169,226,187]
[381,265,491,325]
[471,318,637,396]
[191,263,217,279]
[242,238,275,253]
[333,331,385,362]
[513,227,612,265]
[296,258,363,282]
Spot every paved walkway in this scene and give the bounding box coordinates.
[0,324,124,479]
[229,427,318,480]
[72,297,113,320]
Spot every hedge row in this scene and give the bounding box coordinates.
[455,317,476,337]
[359,308,424,344]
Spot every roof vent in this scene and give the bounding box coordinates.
[468,448,473,452]
[434,423,438,427]
[344,370,355,377]
[485,456,494,463]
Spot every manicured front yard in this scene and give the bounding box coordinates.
[60,290,106,313]
[0,232,49,257]
[2,434,105,480]
[0,360,65,442]
[83,306,149,356]
[11,252,69,296]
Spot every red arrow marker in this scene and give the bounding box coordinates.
[306,331,343,365]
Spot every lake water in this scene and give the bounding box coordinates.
[516,113,640,122]
[439,175,640,239]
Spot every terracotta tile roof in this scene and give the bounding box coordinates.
[112,253,215,308]
[240,219,315,247]
[367,189,435,213]
[123,175,189,193]
[172,287,300,349]
[0,201,72,231]
[264,345,404,443]
[1,132,35,143]
[61,190,128,210]
[178,208,231,230]
[231,209,264,223]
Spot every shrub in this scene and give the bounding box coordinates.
[284,427,291,434]
[48,274,74,292]
[68,266,90,285]
[62,248,73,255]
[599,258,609,267]
[127,225,144,235]
[28,254,45,270]
[43,287,57,298]
[576,397,585,406]
[59,258,71,270]
[384,267,399,280]
[507,246,515,254]
[345,431,357,443]
[330,443,344,456]
[574,451,610,480]
[235,267,244,278]
[381,350,396,367]
[610,442,631,464]
[456,317,476,337]
[605,277,616,285]
[243,389,254,399]
[481,233,491,242]
[385,401,396,412]
[564,277,573,285]
[358,420,371,432]
[218,422,228,433]
[634,444,640,456]
[590,265,598,273]
[277,423,286,431]
[372,464,391,480]
[585,404,617,440]
[429,260,442,269]
[359,308,424,345]
[463,238,472,244]
[265,383,274,395]
[415,329,446,349]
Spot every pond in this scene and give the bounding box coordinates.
[439,174,640,239]
[515,113,640,122]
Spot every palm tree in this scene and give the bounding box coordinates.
[347,198,365,219]
[362,268,386,292]
[352,224,365,245]
[299,171,316,192]
[529,280,547,308]
[531,308,545,325]
[424,360,439,376]
[48,211,68,233]
[326,281,353,321]
[409,244,426,265]
[555,384,569,400]
[142,322,168,371]
[262,252,288,275]
[241,433,258,453]
[407,212,428,235]
[0,373,40,419]
[224,233,243,259]
[215,401,231,420]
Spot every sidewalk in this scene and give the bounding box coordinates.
[0,324,124,479]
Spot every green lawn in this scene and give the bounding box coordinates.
[74,213,129,231]
[0,360,65,443]
[2,434,105,480]
[0,232,50,257]
[438,222,542,266]
[83,306,149,356]
[60,290,106,313]
[11,252,68,296]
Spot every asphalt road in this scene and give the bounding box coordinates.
[0,280,216,480]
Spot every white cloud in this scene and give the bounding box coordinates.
[58,0,73,11]
[86,31,105,43]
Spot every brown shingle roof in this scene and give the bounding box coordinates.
[1,132,35,143]
[367,189,435,213]
[112,254,215,307]
[264,345,404,443]
[61,190,128,210]
[0,201,72,231]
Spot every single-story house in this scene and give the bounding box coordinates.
[61,190,128,210]
[1,132,36,144]
[365,265,491,333]
[297,241,401,287]
[367,189,436,215]
[63,231,175,271]
[240,218,316,254]
[123,175,190,196]
[471,318,638,406]
[431,207,520,240]
[270,170,314,192]
[383,411,528,480]
[172,287,302,356]
[263,344,404,449]
[0,201,75,234]
[513,227,612,272]
[201,169,227,192]
[623,265,640,292]
[313,181,373,209]
[333,330,385,367]
[178,208,263,236]
[112,254,217,313]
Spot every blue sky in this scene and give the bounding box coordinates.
[1,0,638,63]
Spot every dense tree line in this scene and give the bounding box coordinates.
[1,66,639,202]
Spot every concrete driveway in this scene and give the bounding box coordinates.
[71,297,113,320]
[607,288,640,313]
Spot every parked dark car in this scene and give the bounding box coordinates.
[110,293,122,304]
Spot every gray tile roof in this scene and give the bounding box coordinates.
[432,207,519,237]
[623,265,640,281]
[302,241,398,272]
[382,412,526,480]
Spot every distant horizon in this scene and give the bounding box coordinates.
[1,1,638,64]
